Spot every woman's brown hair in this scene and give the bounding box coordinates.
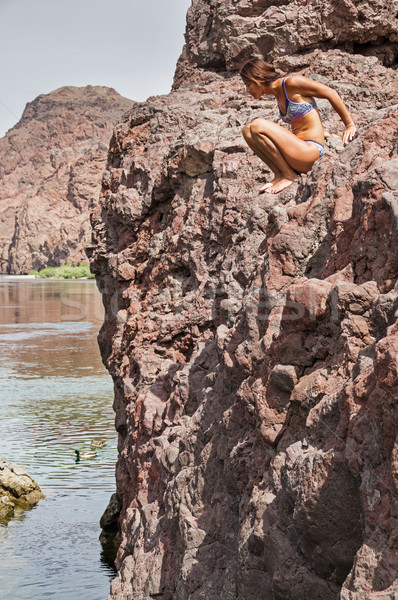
[240,58,279,86]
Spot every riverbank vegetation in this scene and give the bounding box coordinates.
[30,263,95,279]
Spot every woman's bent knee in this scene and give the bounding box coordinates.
[250,118,273,135]
[242,123,252,140]
[242,118,269,139]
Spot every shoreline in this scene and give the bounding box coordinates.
[0,275,96,281]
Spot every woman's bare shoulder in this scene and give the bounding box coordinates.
[286,74,335,98]
[286,74,316,87]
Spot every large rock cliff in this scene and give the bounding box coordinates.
[0,86,133,274]
[90,0,398,598]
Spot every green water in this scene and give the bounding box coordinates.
[0,278,117,599]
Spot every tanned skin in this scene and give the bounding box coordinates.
[242,75,357,194]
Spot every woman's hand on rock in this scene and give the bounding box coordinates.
[342,123,357,145]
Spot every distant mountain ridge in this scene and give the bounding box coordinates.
[0,85,134,274]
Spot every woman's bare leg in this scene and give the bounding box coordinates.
[242,124,282,191]
[243,118,320,193]
[250,128,299,193]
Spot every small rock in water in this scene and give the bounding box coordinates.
[0,495,15,520]
[12,465,29,477]
[0,457,44,523]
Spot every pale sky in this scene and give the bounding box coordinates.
[0,0,191,137]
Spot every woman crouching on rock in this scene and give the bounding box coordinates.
[240,58,357,194]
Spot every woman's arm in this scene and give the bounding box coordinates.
[287,75,357,144]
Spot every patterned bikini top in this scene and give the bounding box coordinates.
[279,77,317,124]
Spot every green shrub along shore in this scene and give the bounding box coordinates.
[29,263,95,279]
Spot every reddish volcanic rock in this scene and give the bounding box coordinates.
[89,2,398,599]
[0,86,134,273]
[173,0,398,87]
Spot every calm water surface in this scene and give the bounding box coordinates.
[0,278,116,599]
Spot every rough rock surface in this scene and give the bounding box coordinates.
[0,86,134,274]
[90,1,398,599]
[100,492,123,561]
[0,458,44,521]
[173,0,398,86]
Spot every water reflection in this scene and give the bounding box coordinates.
[0,278,104,325]
[0,278,116,600]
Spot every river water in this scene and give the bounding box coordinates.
[0,277,117,600]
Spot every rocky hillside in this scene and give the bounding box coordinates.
[89,1,398,598]
[0,86,134,274]
[173,0,398,85]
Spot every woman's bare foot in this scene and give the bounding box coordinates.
[268,176,297,194]
[259,176,282,193]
